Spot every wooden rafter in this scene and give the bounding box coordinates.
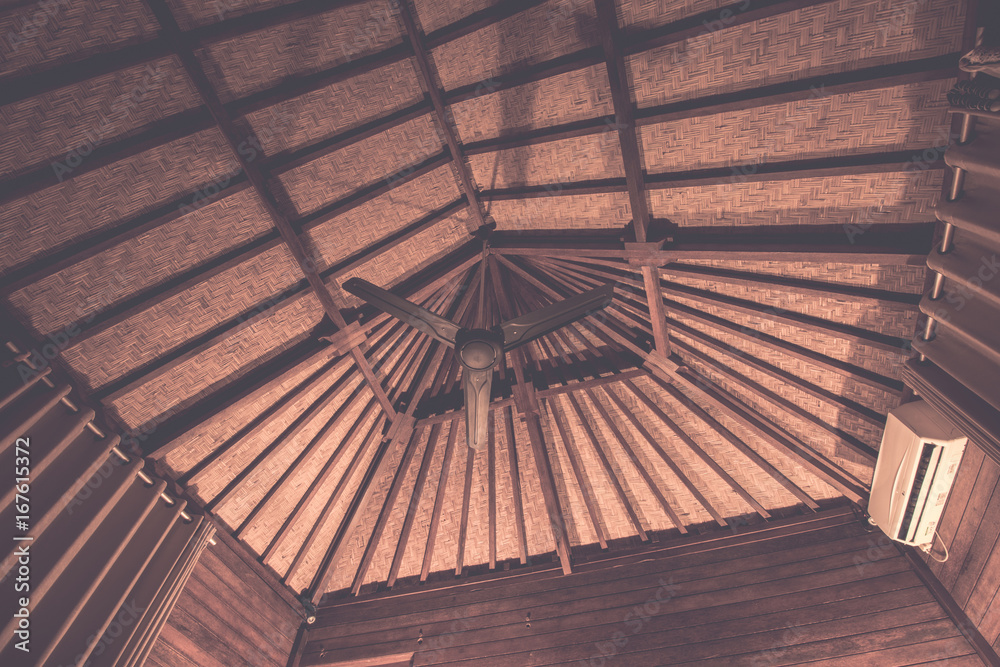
[397,0,484,233]
[420,421,459,582]
[502,405,529,565]
[490,259,573,575]
[455,445,477,575]
[144,0,395,418]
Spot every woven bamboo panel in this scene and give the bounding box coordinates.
[489,411,524,565]
[468,133,625,190]
[537,402,597,547]
[105,290,323,431]
[159,351,345,478]
[662,275,920,339]
[668,375,845,503]
[166,0,298,30]
[275,114,443,218]
[667,291,909,380]
[303,165,461,272]
[640,79,955,173]
[486,192,631,231]
[547,393,647,541]
[667,309,902,416]
[628,0,965,108]
[682,350,876,484]
[356,426,436,587]
[196,0,405,103]
[240,57,425,157]
[430,0,598,91]
[0,56,199,178]
[219,380,372,538]
[412,0,494,34]
[581,389,685,532]
[9,188,273,338]
[616,0,729,30]
[282,416,385,592]
[449,64,614,143]
[0,0,157,78]
[674,328,886,451]
[505,410,556,560]
[647,171,941,227]
[60,241,303,393]
[678,259,927,295]
[605,379,773,521]
[418,422,472,576]
[0,128,239,273]
[335,208,472,308]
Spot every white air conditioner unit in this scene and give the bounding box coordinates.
[868,400,968,547]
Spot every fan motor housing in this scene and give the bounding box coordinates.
[455,329,504,371]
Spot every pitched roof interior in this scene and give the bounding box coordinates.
[0,0,968,599]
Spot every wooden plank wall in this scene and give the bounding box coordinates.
[303,507,980,666]
[147,535,301,666]
[925,443,1000,654]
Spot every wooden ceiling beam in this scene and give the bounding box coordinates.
[502,405,530,565]
[487,412,497,570]
[204,364,360,512]
[564,392,649,541]
[284,412,389,588]
[262,402,384,564]
[349,421,423,595]
[146,0,396,417]
[664,367,869,503]
[420,422,459,582]
[398,0,484,233]
[490,259,573,575]
[386,422,443,587]
[611,378,769,519]
[672,337,878,463]
[594,0,650,242]
[641,373,819,510]
[546,398,610,549]
[455,445,477,575]
[665,316,884,428]
[587,386,725,527]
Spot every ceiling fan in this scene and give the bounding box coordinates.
[343,275,615,450]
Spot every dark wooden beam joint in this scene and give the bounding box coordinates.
[623,241,665,267]
[319,321,369,357]
[386,412,416,445]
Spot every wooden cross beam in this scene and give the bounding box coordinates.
[145,0,396,418]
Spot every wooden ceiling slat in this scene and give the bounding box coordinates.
[145,0,397,418]
[455,445,477,576]
[386,422,442,587]
[587,386,725,528]
[420,422,459,582]
[612,380,771,520]
[491,260,573,575]
[349,422,424,595]
[205,362,359,512]
[502,406,529,566]
[487,411,497,570]
[649,375,822,510]
[398,0,484,233]
[281,411,388,583]
[665,369,869,503]
[261,402,384,564]
[546,398,610,550]
[234,385,377,538]
[564,392,649,541]
[672,337,878,463]
[665,316,884,428]
[177,353,346,488]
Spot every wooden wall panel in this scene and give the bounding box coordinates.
[925,443,1000,655]
[303,507,981,666]
[148,536,301,666]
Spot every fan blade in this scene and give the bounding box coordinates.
[500,282,615,351]
[343,278,461,347]
[463,367,494,450]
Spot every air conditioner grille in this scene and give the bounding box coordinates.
[897,441,937,541]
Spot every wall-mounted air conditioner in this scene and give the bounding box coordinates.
[868,400,968,547]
